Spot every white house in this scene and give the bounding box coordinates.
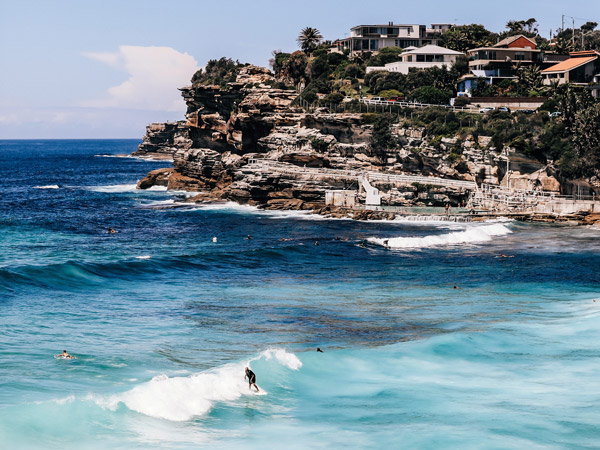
[366,45,464,74]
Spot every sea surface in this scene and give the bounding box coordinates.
[1,140,599,449]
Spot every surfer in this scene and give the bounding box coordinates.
[107,227,117,234]
[244,367,259,392]
[246,235,252,240]
[55,350,75,359]
[317,347,323,353]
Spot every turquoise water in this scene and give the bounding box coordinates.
[1,140,599,449]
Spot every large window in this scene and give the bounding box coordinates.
[477,50,497,60]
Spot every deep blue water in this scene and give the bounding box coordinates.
[1,140,599,449]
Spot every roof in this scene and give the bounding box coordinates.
[403,44,464,55]
[542,56,597,73]
[351,24,421,29]
[493,35,536,48]
[468,47,541,53]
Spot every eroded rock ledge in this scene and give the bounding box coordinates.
[134,65,562,211]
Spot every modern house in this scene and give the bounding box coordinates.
[467,35,567,78]
[334,23,447,54]
[366,45,464,74]
[458,35,568,96]
[541,51,600,86]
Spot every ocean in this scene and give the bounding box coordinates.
[1,139,599,449]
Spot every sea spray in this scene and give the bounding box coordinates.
[368,223,512,249]
[101,349,301,421]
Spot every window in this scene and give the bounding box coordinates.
[417,55,425,62]
[370,39,379,50]
[514,52,525,61]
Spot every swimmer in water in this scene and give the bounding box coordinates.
[244,367,259,392]
[55,350,75,359]
[107,227,117,234]
[317,347,324,353]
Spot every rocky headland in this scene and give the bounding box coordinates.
[134,65,569,218]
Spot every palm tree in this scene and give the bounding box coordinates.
[297,27,323,54]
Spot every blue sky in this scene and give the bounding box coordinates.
[1,0,597,138]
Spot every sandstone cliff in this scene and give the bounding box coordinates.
[134,65,560,210]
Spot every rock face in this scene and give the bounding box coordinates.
[134,65,561,209]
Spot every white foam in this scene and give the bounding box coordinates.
[255,348,303,370]
[369,223,512,249]
[100,348,300,421]
[135,255,151,260]
[86,184,167,193]
[33,185,60,189]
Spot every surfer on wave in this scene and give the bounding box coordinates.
[244,367,259,392]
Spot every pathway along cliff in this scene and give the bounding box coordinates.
[133,65,599,223]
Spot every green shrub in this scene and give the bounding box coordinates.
[412,86,452,105]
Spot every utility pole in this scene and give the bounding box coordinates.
[562,14,564,34]
[572,17,575,48]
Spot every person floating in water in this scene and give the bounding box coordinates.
[317,347,324,353]
[244,367,259,392]
[107,227,117,234]
[55,350,75,359]
[246,235,252,240]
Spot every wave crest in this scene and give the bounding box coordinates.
[100,348,301,421]
[368,223,512,249]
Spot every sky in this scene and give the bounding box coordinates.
[1,0,598,139]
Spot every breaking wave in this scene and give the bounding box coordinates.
[33,185,60,189]
[98,348,301,421]
[368,223,512,249]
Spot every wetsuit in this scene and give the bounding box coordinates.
[245,368,256,385]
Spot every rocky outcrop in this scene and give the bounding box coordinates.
[133,122,190,159]
[136,167,174,189]
[134,65,563,210]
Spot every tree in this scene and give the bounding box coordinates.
[367,47,403,66]
[369,114,396,155]
[441,24,494,52]
[572,103,600,176]
[344,63,363,79]
[297,27,323,54]
[191,57,241,86]
[581,21,598,33]
[270,50,290,76]
[281,51,308,85]
[412,86,452,104]
[516,65,543,96]
[504,18,538,38]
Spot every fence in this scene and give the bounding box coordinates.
[295,98,484,115]
[469,183,600,213]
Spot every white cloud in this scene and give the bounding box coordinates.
[82,45,200,111]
